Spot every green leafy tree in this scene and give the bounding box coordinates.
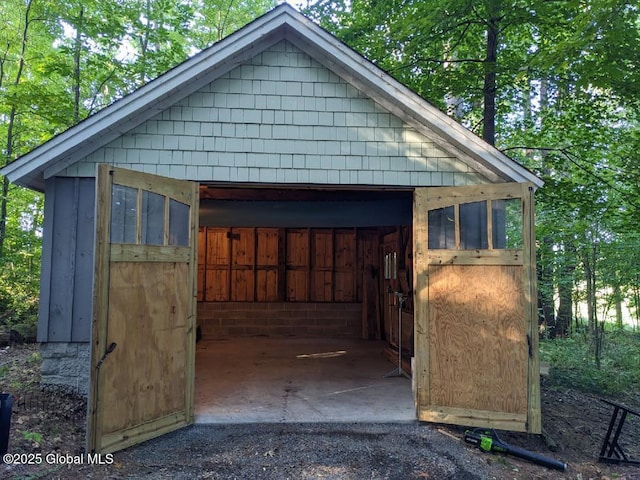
[190,0,278,49]
[0,0,278,327]
[306,0,640,347]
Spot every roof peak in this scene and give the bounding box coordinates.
[1,4,541,190]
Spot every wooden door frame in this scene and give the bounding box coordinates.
[88,164,199,453]
[412,183,541,433]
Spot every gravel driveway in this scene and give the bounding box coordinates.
[86,423,491,479]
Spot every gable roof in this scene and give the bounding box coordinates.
[1,4,542,191]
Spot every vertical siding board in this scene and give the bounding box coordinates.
[71,178,96,341]
[48,178,79,341]
[39,177,95,343]
[37,178,56,342]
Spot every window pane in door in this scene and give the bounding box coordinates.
[459,201,488,249]
[428,206,455,249]
[111,185,137,244]
[492,198,522,249]
[141,191,165,245]
[169,199,190,246]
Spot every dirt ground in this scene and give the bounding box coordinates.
[1,343,639,479]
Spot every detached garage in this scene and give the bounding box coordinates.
[1,4,543,453]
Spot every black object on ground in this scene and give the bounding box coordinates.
[599,398,640,465]
[464,427,567,471]
[0,393,14,458]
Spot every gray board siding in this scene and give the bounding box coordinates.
[38,177,95,343]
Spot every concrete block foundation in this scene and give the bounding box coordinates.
[197,302,363,339]
[40,342,90,396]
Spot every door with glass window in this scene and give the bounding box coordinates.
[413,183,541,433]
[89,165,199,453]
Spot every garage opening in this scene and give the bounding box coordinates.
[194,186,416,422]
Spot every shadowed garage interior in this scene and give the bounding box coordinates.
[193,186,416,422]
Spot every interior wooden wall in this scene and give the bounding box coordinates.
[197,227,382,304]
[197,224,413,345]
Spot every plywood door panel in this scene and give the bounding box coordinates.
[102,262,187,434]
[90,165,197,454]
[428,265,527,414]
[413,183,540,434]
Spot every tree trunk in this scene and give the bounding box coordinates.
[614,285,623,330]
[0,0,32,257]
[583,249,595,331]
[537,236,555,335]
[73,6,84,124]
[633,283,640,331]
[556,242,576,336]
[0,177,9,257]
[483,1,501,145]
[583,243,601,368]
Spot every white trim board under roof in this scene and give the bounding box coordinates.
[1,4,542,191]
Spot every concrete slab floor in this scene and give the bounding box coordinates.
[195,337,415,424]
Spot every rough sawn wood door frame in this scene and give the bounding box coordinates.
[413,183,541,433]
[89,164,199,453]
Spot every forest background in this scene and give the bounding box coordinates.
[0,0,638,397]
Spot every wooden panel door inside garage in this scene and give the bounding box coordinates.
[413,183,541,433]
[197,226,360,303]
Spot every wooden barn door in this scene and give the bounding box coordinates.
[89,165,199,453]
[413,183,541,433]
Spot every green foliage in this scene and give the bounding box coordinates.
[0,185,42,328]
[19,430,43,445]
[0,274,39,327]
[540,331,640,396]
